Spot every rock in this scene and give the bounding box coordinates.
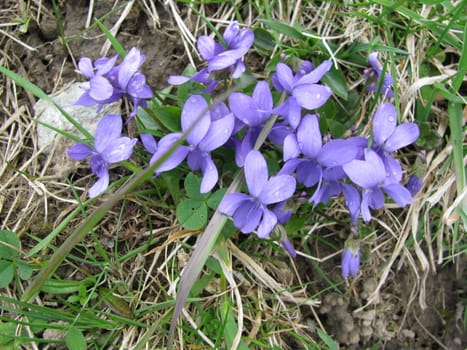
[34,82,121,177]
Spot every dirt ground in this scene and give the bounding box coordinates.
[0,1,465,349]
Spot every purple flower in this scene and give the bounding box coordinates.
[371,103,420,183]
[406,175,422,196]
[145,96,234,193]
[343,149,413,222]
[229,81,273,166]
[75,55,122,109]
[280,114,367,188]
[341,245,360,278]
[219,150,296,238]
[76,48,153,118]
[273,60,333,129]
[366,52,395,98]
[67,114,137,198]
[115,47,153,116]
[168,21,254,89]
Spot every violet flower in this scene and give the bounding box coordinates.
[219,150,296,238]
[75,55,122,109]
[366,52,395,98]
[146,96,234,193]
[168,21,254,90]
[76,47,153,118]
[406,175,422,196]
[67,114,137,198]
[272,60,333,129]
[371,103,420,183]
[343,149,413,222]
[341,246,360,278]
[280,114,367,188]
[229,81,273,166]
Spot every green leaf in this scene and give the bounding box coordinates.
[65,327,87,350]
[0,261,15,288]
[176,199,208,230]
[99,287,133,318]
[17,261,34,280]
[253,28,276,54]
[207,188,227,209]
[94,18,126,57]
[317,328,339,350]
[321,66,348,100]
[259,19,307,41]
[184,173,209,200]
[0,322,16,346]
[149,104,181,132]
[0,230,20,259]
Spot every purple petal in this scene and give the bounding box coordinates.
[75,91,97,106]
[296,160,321,187]
[341,248,360,278]
[88,170,109,198]
[210,102,230,121]
[244,150,268,197]
[197,36,218,60]
[281,237,296,258]
[89,76,114,101]
[253,81,273,119]
[198,112,234,152]
[234,128,259,167]
[274,63,294,92]
[140,134,158,154]
[368,187,384,209]
[382,154,402,184]
[233,201,262,233]
[149,133,188,174]
[182,95,211,146]
[383,183,412,207]
[384,123,420,152]
[259,175,296,205]
[67,143,92,160]
[101,137,137,163]
[229,92,258,126]
[361,191,372,222]
[219,192,251,216]
[229,28,254,54]
[94,55,118,75]
[118,47,144,89]
[94,114,122,153]
[297,114,322,158]
[295,60,332,85]
[200,155,218,193]
[318,138,364,168]
[127,74,153,98]
[342,183,361,224]
[283,133,300,162]
[278,158,302,176]
[167,75,191,85]
[406,175,422,196]
[372,103,397,146]
[256,208,277,238]
[293,84,332,110]
[368,52,382,75]
[78,57,94,78]
[232,61,246,79]
[208,52,238,71]
[286,97,302,130]
[90,154,107,178]
[343,158,382,189]
[223,21,239,47]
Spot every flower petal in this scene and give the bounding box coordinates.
[295,59,332,85]
[274,63,294,92]
[297,114,322,158]
[140,134,158,154]
[101,137,137,163]
[118,47,144,89]
[88,170,109,198]
[89,76,114,101]
[198,112,234,152]
[233,201,262,233]
[383,183,412,207]
[293,84,332,110]
[259,174,296,205]
[256,208,277,238]
[342,183,361,224]
[67,143,92,160]
[253,81,273,116]
[318,138,364,168]
[384,123,420,152]
[229,92,258,126]
[200,155,218,193]
[296,160,321,187]
[197,36,218,60]
[372,102,397,146]
[182,95,211,146]
[94,114,122,153]
[283,133,300,162]
[219,192,251,216]
[78,57,94,78]
[244,150,268,197]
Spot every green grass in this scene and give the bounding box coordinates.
[0,0,465,349]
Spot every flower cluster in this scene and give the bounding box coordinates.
[68,23,421,280]
[76,47,153,117]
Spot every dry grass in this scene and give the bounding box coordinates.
[0,0,464,349]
